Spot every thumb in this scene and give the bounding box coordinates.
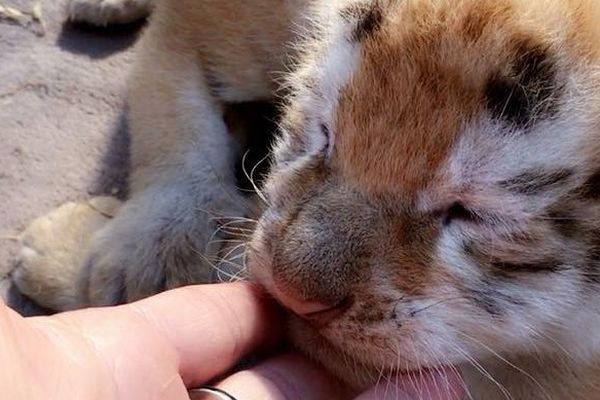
[354,368,464,400]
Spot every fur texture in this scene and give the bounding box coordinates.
[13,0,600,398]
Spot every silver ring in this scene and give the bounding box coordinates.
[189,386,238,400]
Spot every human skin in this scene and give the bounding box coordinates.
[0,283,463,399]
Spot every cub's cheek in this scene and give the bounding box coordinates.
[246,225,276,285]
[246,254,276,296]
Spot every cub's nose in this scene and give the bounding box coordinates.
[267,186,370,326]
[274,286,352,327]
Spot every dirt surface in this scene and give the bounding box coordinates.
[0,0,143,315]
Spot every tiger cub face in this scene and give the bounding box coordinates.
[249,0,600,388]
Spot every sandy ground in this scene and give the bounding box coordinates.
[0,0,142,315]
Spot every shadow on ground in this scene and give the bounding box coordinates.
[0,15,144,316]
[57,21,145,59]
[89,111,132,199]
[6,111,132,316]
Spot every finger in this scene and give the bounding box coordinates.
[1,300,116,399]
[355,368,465,400]
[130,282,284,386]
[190,353,351,400]
[52,282,283,387]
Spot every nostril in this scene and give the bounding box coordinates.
[274,286,352,327]
[288,298,335,316]
[300,297,353,328]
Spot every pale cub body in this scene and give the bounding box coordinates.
[13,0,600,399]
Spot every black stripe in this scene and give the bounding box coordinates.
[485,38,560,127]
[341,2,384,42]
[490,260,563,274]
[580,170,600,199]
[498,169,572,195]
[463,282,524,316]
[546,206,579,238]
[585,230,600,284]
[465,243,562,274]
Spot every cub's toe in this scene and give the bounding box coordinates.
[66,0,152,26]
[12,197,122,311]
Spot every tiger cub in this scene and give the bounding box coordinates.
[14,0,600,398]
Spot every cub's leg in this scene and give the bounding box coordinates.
[79,1,289,306]
[66,0,154,25]
[12,0,295,310]
[12,197,122,311]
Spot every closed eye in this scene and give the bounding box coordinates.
[442,202,480,226]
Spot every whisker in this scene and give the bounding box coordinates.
[417,349,432,400]
[216,228,254,237]
[432,336,476,400]
[208,215,258,224]
[197,146,257,211]
[373,364,386,399]
[208,220,255,244]
[393,345,402,400]
[214,219,255,230]
[195,206,236,219]
[214,253,247,269]
[452,344,514,400]
[217,242,248,264]
[409,296,469,317]
[422,345,461,400]
[404,359,419,400]
[241,150,270,206]
[194,207,257,231]
[522,321,576,366]
[410,342,428,400]
[250,151,272,195]
[220,252,247,264]
[229,263,249,281]
[458,331,552,400]
[215,230,253,240]
[186,245,241,282]
[206,239,247,246]
[214,223,255,235]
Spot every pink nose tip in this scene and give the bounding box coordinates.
[274,288,351,327]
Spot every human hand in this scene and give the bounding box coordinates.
[0,282,463,399]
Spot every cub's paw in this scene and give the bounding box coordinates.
[66,0,153,26]
[80,191,249,306]
[12,197,122,311]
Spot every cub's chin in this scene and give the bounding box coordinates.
[286,315,444,391]
[286,316,380,390]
